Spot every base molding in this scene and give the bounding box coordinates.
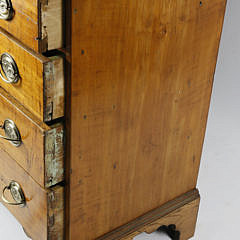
[97,189,200,240]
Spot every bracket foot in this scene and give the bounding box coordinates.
[157,224,180,240]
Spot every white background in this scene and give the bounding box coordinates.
[0,0,239,239]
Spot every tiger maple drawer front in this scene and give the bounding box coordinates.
[0,29,64,122]
[0,0,63,53]
[0,88,64,188]
[0,149,64,240]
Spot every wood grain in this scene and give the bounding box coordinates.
[0,29,64,122]
[44,56,65,122]
[41,0,63,52]
[0,0,63,53]
[47,186,64,240]
[122,198,200,240]
[97,189,200,240]
[0,87,64,188]
[45,123,65,188]
[69,0,227,239]
[0,149,64,240]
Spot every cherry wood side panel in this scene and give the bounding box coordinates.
[70,0,226,239]
[0,87,64,187]
[0,29,64,122]
[0,149,64,240]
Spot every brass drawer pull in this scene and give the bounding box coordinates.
[0,0,14,20]
[0,53,20,84]
[2,181,26,207]
[0,119,21,147]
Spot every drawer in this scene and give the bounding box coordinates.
[0,0,63,53]
[0,149,64,240]
[0,87,64,188]
[0,29,64,122]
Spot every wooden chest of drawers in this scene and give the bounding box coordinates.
[0,0,227,240]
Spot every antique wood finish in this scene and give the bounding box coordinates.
[0,0,63,53]
[40,0,64,53]
[0,149,64,240]
[0,87,64,188]
[0,29,64,122]
[98,189,200,240]
[69,0,226,239]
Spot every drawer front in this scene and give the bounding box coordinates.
[0,87,64,188]
[0,0,63,53]
[0,149,64,240]
[0,29,64,122]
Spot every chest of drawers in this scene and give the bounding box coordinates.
[0,0,227,240]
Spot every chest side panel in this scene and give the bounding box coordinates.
[70,0,226,239]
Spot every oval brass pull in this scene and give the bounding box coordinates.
[1,181,26,207]
[0,53,20,84]
[0,0,14,20]
[0,119,21,147]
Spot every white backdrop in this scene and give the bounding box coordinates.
[0,1,238,239]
